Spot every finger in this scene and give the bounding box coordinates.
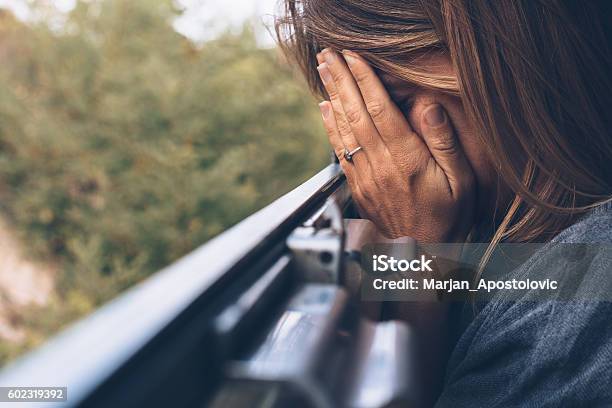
[319,49,385,159]
[341,50,426,153]
[318,101,345,162]
[318,101,358,182]
[420,104,473,196]
[317,62,368,168]
[316,51,324,65]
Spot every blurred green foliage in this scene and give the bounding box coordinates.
[0,0,327,363]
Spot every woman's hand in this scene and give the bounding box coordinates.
[316,49,475,243]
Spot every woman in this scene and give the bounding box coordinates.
[276,0,612,406]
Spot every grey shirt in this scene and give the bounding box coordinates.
[436,202,612,407]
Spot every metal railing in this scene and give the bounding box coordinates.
[0,164,422,408]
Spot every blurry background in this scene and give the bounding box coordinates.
[0,0,327,364]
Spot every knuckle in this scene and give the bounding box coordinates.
[366,100,386,120]
[337,120,353,136]
[352,67,370,84]
[322,117,335,132]
[361,132,377,148]
[327,87,339,100]
[344,105,362,125]
[331,69,345,84]
[430,131,458,154]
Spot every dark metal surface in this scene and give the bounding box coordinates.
[0,163,424,408]
[211,283,420,408]
[0,164,344,408]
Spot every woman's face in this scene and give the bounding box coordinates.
[377,53,502,222]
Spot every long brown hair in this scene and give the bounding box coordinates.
[276,0,612,251]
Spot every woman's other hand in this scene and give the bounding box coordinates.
[316,49,475,243]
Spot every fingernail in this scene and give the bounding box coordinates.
[316,52,324,64]
[319,101,330,119]
[342,50,357,66]
[423,104,446,127]
[322,48,334,64]
[317,63,332,85]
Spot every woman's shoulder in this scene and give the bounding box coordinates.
[442,204,612,406]
[490,201,612,306]
[441,204,612,406]
[553,200,612,244]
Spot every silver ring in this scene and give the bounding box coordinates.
[344,146,363,163]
